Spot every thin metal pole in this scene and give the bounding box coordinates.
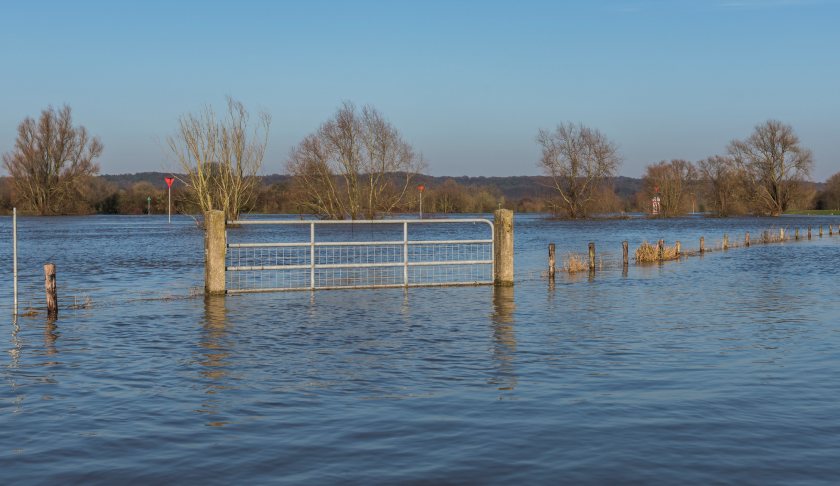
[168,186,171,223]
[13,207,18,315]
[310,223,315,290]
[403,221,409,286]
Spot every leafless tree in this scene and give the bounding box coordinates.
[728,120,812,216]
[698,155,745,217]
[167,97,271,221]
[642,159,697,216]
[287,102,425,219]
[536,122,620,218]
[2,105,103,214]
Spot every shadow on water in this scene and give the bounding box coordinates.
[490,286,517,392]
[198,295,235,427]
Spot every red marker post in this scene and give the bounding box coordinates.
[417,184,425,219]
[165,176,175,223]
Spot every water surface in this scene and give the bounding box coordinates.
[2,214,839,484]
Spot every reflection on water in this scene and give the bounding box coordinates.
[490,286,517,392]
[44,319,58,358]
[198,295,234,427]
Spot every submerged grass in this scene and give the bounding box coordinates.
[635,240,680,263]
[563,253,588,273]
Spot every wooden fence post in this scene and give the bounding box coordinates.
[622,240,629,266]
[494,209,514,286]
[819,225,823,237]
[675,241,681,257]
[745,232,750,247]
[548,243,555,279]
[44,263,57,318]
[795,228,799,240]
[657,239,664,261]
[205,210,226,295]
[700,236,705,254]
[808,226,812,240]
[723,234,729,250]
[588,242,596,271]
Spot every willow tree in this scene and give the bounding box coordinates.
[2,105,103,214]
[168,97,271,221]
[287,102,425,219]
[728,120,812,216]
[536,122,620,218]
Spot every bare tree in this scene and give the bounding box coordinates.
[698,155,746,217]
[287,102,425,219]
[536,122,620,218]
[642,159,697,216]
[728,120,812,216]
[3,105,103,214]
[167,97,271,221]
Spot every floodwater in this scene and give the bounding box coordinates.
[2,213,840,484]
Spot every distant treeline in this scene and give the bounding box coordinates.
[0,171,834,216]
[2,103,838,219]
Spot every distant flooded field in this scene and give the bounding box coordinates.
[2,214,840,483]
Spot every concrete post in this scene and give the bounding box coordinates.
[205,210,226,295]
[493,209,514,286]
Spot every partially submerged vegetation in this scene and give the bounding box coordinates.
[634,240,680,263]
[563,253,588,273]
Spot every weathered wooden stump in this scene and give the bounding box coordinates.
[44,263,57,318]
[622,240,629,266]
[548,243,555,279]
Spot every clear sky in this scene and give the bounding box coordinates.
[1,0,838,180]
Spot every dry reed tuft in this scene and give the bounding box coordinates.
[759,228,787,244]
[635,240,680,263]
[563,253,588,273]
[634,241,658,263]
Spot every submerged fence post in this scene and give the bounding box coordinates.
[745,232,750,248]
[808,226,812,240]
[493,209,514,286]
[44,263,57,318]
[795,228,800,240]
[723,234,729,250]
[204,210,226,295]
[657,239,664,261]
[699,236,705,254]
[588,242,595,271]
[622,240,629,266]
[819,225,823,237]
[675,241,681,257]
[13,207,17,315]
[548,243,555,279]
[780,228,785,241]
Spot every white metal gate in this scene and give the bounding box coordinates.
[225,218,494,293]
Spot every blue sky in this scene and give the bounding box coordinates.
[1,0,838,179]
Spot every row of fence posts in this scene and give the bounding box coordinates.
[547,224,839,278]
